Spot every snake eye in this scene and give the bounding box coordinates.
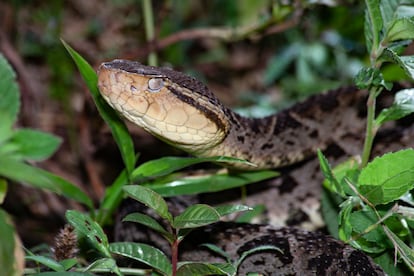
[148,78,164,93]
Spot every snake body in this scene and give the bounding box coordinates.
[98,59,366,169]
[97,60,389,274]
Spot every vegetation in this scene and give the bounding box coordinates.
[1,0,414,275]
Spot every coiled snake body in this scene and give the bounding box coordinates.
[97,60,391,275]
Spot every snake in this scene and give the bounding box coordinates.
[97,59,393,274]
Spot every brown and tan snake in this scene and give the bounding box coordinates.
[96,59,414,275]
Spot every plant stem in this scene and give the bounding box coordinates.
[171,238,179,276]
[142,0,158,66]
[360,87,381,168]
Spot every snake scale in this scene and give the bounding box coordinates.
[97,59,414,275]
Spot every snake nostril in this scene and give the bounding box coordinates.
[130,85,138,94]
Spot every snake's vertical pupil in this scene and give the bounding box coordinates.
[148,78,164,92]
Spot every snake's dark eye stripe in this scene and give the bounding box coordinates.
[148,78,164,92]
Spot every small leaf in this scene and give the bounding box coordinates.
[62,40,136,176]
[364,0,383,51]
[66,210,111,258]
[109,242,172,276]
[376,88,414,125]
[386,17,414,42]
[383,226,414,270]
[131,156,256,181]
[176,262,231,276]
[358,149,414,204]
[148,170,278,197]
[25,255,65,272]
[0,178,7,204]
[83,258,121,275]
[0,209,21,275]
[9,129,62,161]
[318,150,344,196]
[123,185,173,223]
[122,212,174,243]
[0,156,93,208]
[381,49,414,80]
[349,209,386,243]
[0,54,20,137]
[214,204,252,217]
[173,204,220,229]
[236,245,282,268]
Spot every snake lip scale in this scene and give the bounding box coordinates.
[98,59,387,274]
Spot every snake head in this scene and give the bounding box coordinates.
[97,60,230,154]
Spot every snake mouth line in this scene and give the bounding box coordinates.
[167,85,228,134]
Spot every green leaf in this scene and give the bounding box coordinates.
[173,204,220,229]
[123,185,173,223]
[381,48,414,80]
[0,178,7,204]
[383,226,414,269]
[376,88,414,125]
[354,67,391,89]
[31,272,93,276]
[318,150,343,195]
[109,242,172,276]
[349,209,387,243]
[0,156,93,208]
[148,170,278,197]
[83,258,121,275]
[214,204,252,217]
[62,40,136,176]
[386,17,414,41]
[25,255,65,272]
[176,262,231,276]
[365,0,383,51]
[0,209,18,276]
[66,210,111,257]
[236,245,282,268]
[9,129,62,161]
[0,54,20,138]
[358,149,414,204]
[131,156,256,181]
[122,212,174,243]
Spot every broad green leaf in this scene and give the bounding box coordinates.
[122,212,174,243]
[381,48,414,79]
[66,210,111,257]
[338,197,359,241]
[131,156,256,181]
[0,54,20,137]
[83,258,121,275]
[365,0,383,51]
[376,88,414,125]
[214,204,251,217]
[62,40,136,176]
[173,204,220,229]
[148,170,278,197]
[360,170,414,204]
[358,149,414,204]
[236,204,266,223]
[0,209,19,276]
[349,209,387,242]
[25,256,65,272]
[109,242,172,276]
[386,17,414,41]
[9,129,61,161]
[123,185,172,223]
[96,169,128,225]
[0,156,92,208]
[0,178,7,204]
[176,262,230,276]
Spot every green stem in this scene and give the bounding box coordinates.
[360,87,381,168]
[142,0,158,66]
